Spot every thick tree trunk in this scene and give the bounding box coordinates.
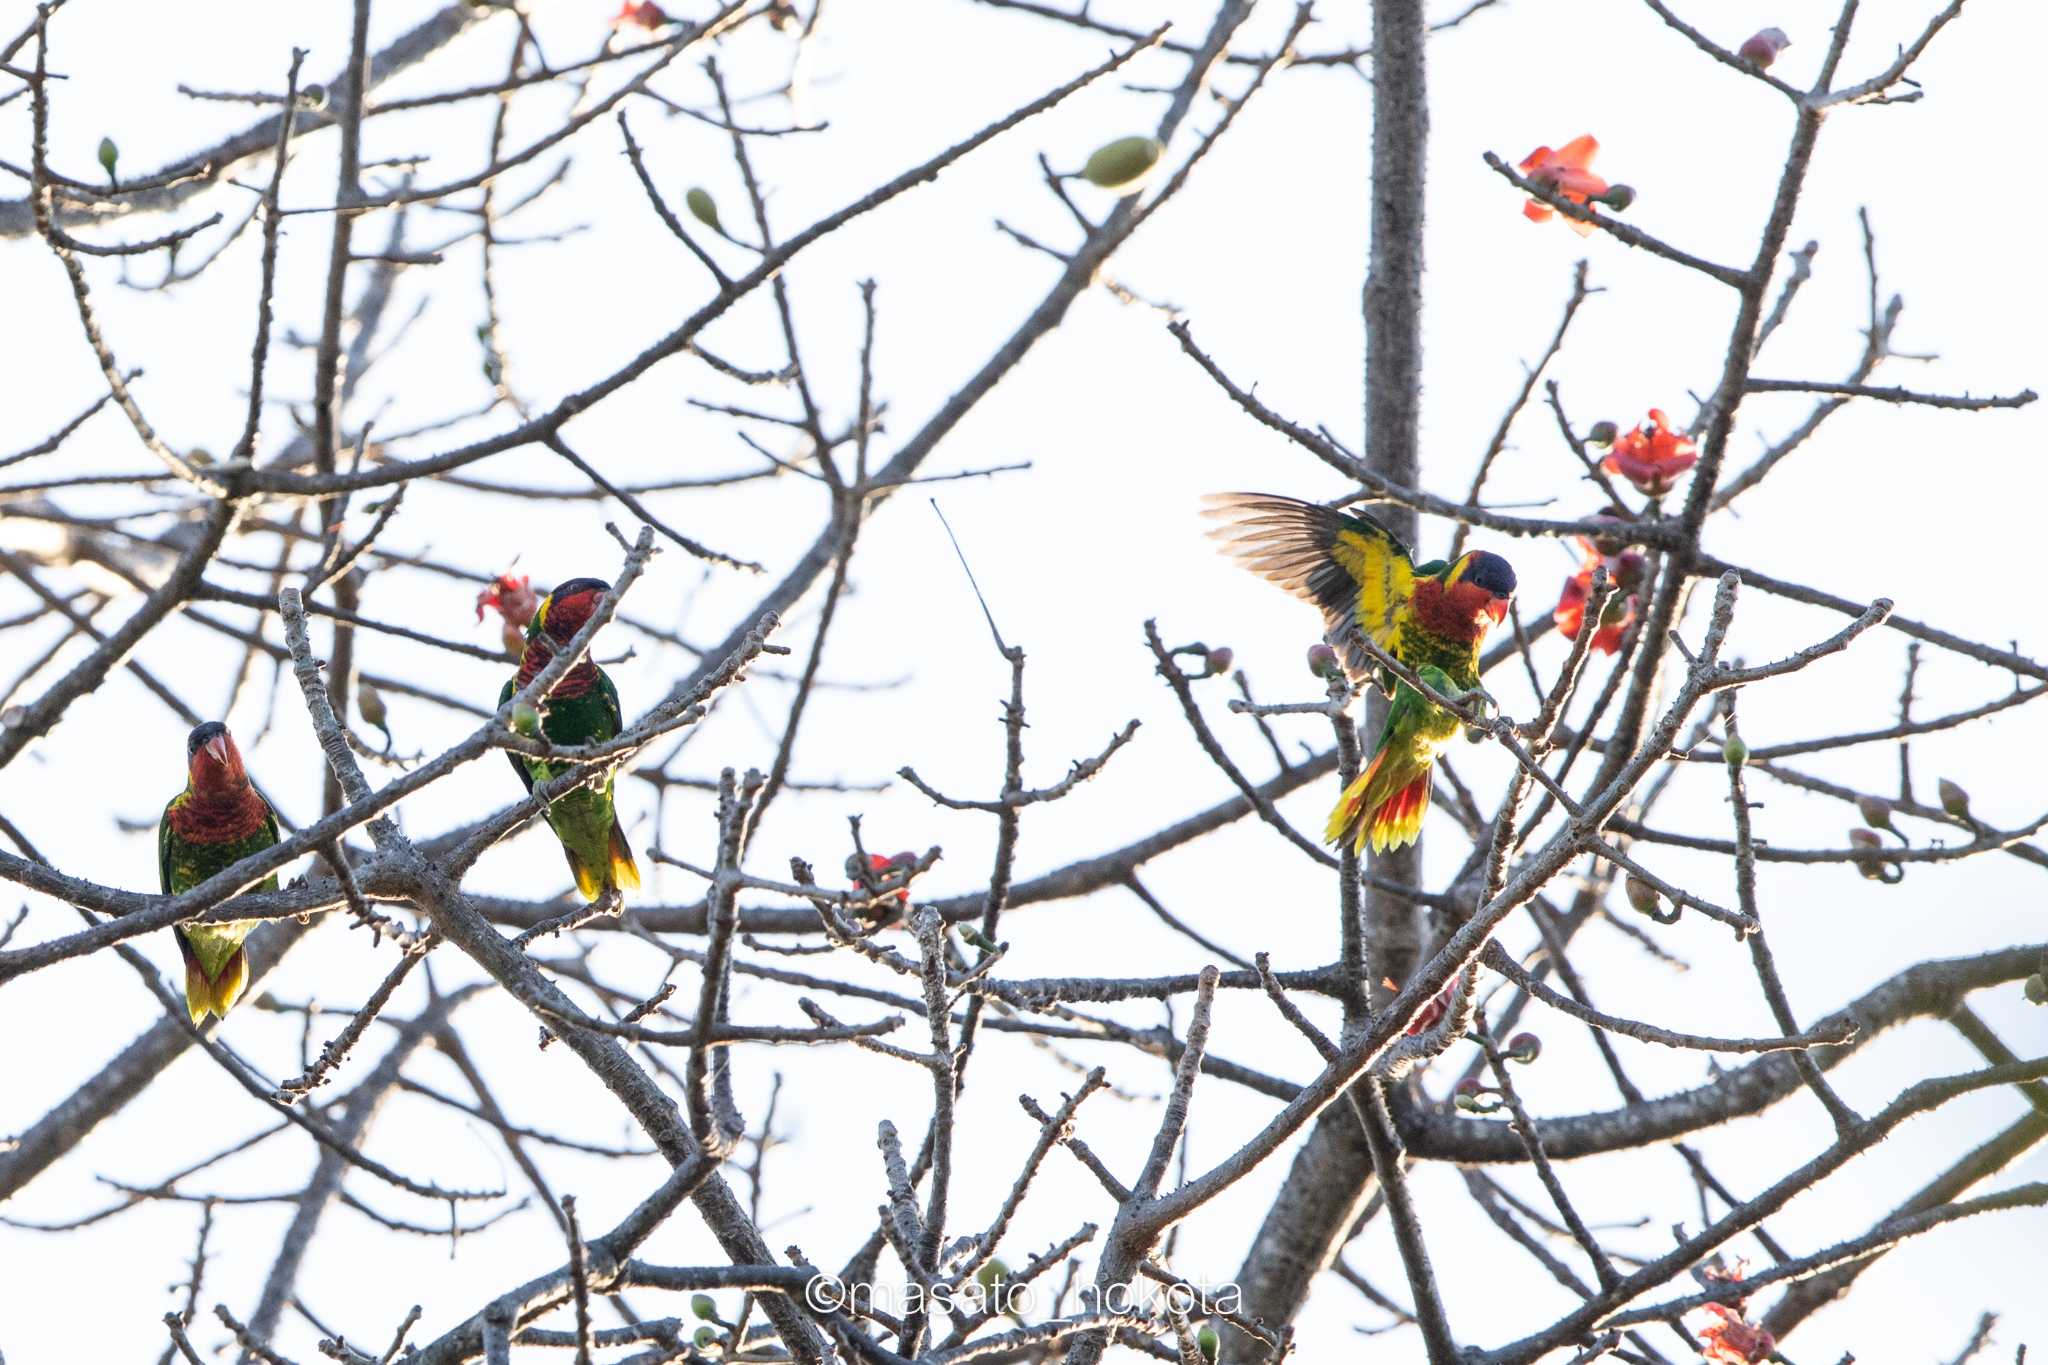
[1222,2,1430,1356]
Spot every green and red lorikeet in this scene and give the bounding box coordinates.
[500,577,641,902]
[1206,494,1518,854]
[160,722,280,1023]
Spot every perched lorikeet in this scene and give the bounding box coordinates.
[1206,494,1517,854]
[500,576,641,902]
[160,722,280,1023]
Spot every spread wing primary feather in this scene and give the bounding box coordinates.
[1204,493,1518,855]
[1203,493,1416,685]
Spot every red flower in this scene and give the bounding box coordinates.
[611,0,670,30]
[1696,1303,1775,1364]
[1518,135,1608,235]
[868,854,910,905]
[1554,539,1643,656]
[477,573,538,657]
[1603,409,1698,498]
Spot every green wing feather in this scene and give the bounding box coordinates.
[596,669,624,740]
[158,794,181,894]
[498,676,534,793]
[1205,493,1418,683]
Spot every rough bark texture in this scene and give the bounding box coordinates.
[1222,4,1430,1357]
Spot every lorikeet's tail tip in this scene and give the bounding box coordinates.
[1363,772,1430,854]
[1325,753,1430,855]
[609,822,641,894]
[568,827,642,902]
[183,947,250,1024]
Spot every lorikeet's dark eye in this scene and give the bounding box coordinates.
[187,720,227,756]
[1463,552,1518,599]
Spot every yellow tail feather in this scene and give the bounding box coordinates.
[571,854,604,902]
[212,947,249,1019]
[183,947,249,1024]
[184,960,213,1025]
[1326,748,1431,855]
[609,822,642,893]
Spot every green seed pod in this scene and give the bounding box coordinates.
[2023,974,2048,1005]
[685,186,720,231]
[692,1294,717,1321]
[694,1325,717,1348]
[1624,875,1660,917]
[1197,1327,1219,1362]
[1938,778,1971,820]
[1723,735,1749,768]
[976,1258,1010,1289]
[1857,795,1894,831]
[356,678,389,731]
[1082,135,1164,193]
[510,700,543,737]
[97,136,119,182]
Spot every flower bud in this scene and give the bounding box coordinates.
[1082,135,1164,193]
[357,678,389,731]
[1453,1078,1496,1113]
[977,1258,1010,1289]
[1857,795,1894,832]
[694,1326,717,1348]
[1586,420,1619,447]
[1938,778,1971,820]
[98,136,119,183]
[692,1294,717,1321]
[961,926,997,951]
[1506,1032,1542,1065]
[2023,974,2048,1006]
[1848,827,1893,881]
[1307,643,1342,680]
[1197,1326,1219,1362]
[1738,26,1791,69]
[510,701,543,737]
[1205,646,1234,676]
[1723,735,1749,768]
[1624,874,1660,916]
[299,83,328,110]
[686,186,721,231]
[1595,184,1636,211]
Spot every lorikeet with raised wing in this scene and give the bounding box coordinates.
[500,576,641,902]
[160,722,280,1023]
[1205,494,1518,854]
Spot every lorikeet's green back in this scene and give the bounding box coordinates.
[161,722,280,1024]
[1207,494,1519,853]
[500,669,640,901]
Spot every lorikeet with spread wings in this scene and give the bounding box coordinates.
[1206,494,1518,854]
[500,577,641,902]
[160,722,280,1023]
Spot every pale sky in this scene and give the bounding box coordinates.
[2,0,2045,1360]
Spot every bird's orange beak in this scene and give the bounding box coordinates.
[1487,597,1512,626]
[205,735,232,767]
